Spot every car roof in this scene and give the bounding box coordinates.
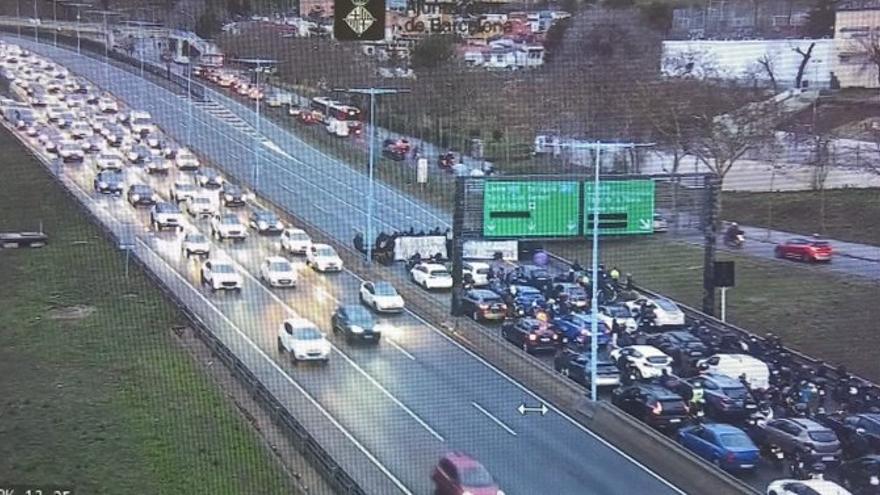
[285,227,307,234]
[442,452,482,469]
[698,423,746,435]
[131,184,152,191]
[797,479,851,492]
[422,263,446,270]
[664,331,700,341]
[788,418,827,430]
[283,317,318,329]
[637,384,682,399]
[469,289,499,298]
[859,413,880,423]
[265,256,289,264]
[629,345,665,356]
[464,261,490,267]
[701,373,743,387]
[313,243,333,249]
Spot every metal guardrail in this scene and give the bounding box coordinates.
[0,115,368,494]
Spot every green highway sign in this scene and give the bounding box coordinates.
[483,181,580,237]
[583,180,655,235]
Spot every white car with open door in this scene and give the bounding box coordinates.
[280,227,312,254]
[609,345,673,380]
[200,258,243,292]
[277,317,330,364]
[260,256,297,288]
[359,281,405,313]
[410,263,453,290]
[625,295,686,327]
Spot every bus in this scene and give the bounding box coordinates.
[309,97,362,136]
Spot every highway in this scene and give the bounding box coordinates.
[2,38,691,494]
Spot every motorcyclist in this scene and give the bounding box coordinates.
[724,222,744,245]
[353,232,364,253]
[571,260,583,272]
[609,266,621,284]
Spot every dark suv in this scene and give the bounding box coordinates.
[500,318,566,354]
[646,331,710,366]
[611,383,690,431]
[220,183,248,207]
[127,184,157,206]
[661,372,755,420]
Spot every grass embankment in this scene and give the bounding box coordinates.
[0,129,296,493]
[723,189,880,247]
[548,237,880,381]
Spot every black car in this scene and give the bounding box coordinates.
[840,455,880,493]
[331,305,381,344]
[460,289,508,322]
[522,264,553,292]
[249,210,284,234]
[93,170,124,194]
[127,144,152,164]
[821,413,880,455]
[127,184,158,206]
[659,372,755,420]
[554,347,621,388]
[382,139,407,161]
[611,384,690,431]
[220,184,248,207]
[500,318,566,354]
[551,282,589,309]
[646,331,710,366]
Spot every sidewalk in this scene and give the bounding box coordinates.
[739,224,880,263]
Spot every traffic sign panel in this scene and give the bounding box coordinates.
[483,181,579,238]
[583,180,655,235]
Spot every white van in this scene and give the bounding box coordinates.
[696,353,770,390]
[326,118,349,138]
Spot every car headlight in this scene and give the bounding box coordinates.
[225,194,233,201]
[98,181,107,188]
[131,194,140,201]
[258,221,268,229]
[275,222,283,229]
[151,194,159,201]
[350,325,364,334]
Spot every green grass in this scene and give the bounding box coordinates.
[0,129,296,494]
[723,188,880,247]
[547,236,880,381]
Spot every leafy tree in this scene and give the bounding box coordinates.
[639,2,673,33]
[803,0,837,38]
[410,34,458,70]
[543,17,571,63]
[195,10,222,39]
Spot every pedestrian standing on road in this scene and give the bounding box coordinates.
[610,319,621,348]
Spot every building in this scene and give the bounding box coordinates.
[461,39,544,69]
[834,1,880,88]
[670,0,814,40]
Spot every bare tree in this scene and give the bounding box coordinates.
[793,42,816,89]
[851,33,880,86]
[662,47,721,79]
[756,52,778,91]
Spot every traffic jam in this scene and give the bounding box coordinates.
[3,40,880,495]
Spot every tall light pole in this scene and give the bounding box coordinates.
[65,3,93,55]
[87,10,118,81]
[186,60,193,145]
[558,141,653,401]
[231,58,279,188]
[33,0,38,43]
[333,87,410,265]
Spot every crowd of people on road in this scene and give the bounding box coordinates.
[352,227,452,266]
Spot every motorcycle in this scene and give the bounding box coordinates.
[724,233,745,248]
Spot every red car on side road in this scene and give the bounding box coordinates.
[432,452,504,495]
[774,237,833,263]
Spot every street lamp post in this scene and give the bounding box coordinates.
[33,0,38,43]
[231,58,279,188]
[186,61,193,145]
[556,140,653,401]
[87,10,118,80]
[333,87,410,265]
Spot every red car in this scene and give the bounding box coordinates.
[774,237,833,263]
[432,453,504,495]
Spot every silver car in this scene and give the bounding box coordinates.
[755,418,842,464]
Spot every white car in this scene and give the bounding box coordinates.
[280,228,312,254]
[277,318,331,364]
[150,202,184,231]
[260,256,297,288]
[306,244,343,272]
[463,261,491,287]
[359,281,405,313]
[410,263,453,290]
[144,156,172,174]
[625,295,686,327]
[129,111,155,135]
[185,193,219,217]
[598,304,638,333]
[608,345,673,380]
[211,213,248,241]
[696,354,771,390]
[174,149,200,171]
[97,97,118,113]
[57,140,85,162]
[765,479,851,495]
[181,232,210,258]
[95,151,124,171]
[170,180,198,203]
[200,259,243,292]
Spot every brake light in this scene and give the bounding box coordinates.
[529,334,537,341]
[726,452,736,463]
[652,402,663,415]
[479,304,489,310]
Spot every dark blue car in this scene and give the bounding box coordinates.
[552,313,610,346]
[677,423,759,472]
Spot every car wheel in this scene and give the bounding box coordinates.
[184,249,191,258]
[200,272,206,285]
[422,280,428,289]
[774,247,783,259]
[290,354,298,366]
[561,367,570,377]
[277,337,284,353]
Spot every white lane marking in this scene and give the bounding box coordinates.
[264,140,294,160]
[471,402,517,437]
[279,183,396,231]
[386,338,416,361]
[219,244,445,443]
[1,122,418,495]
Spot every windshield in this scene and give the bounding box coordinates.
[431,269,451,277]
[808,431,838,443]
[293,327,322,340]
[176,183,195,190]
[316,247,336,257]
[654,299,679,312]
[193,197,211,204]
[213,264,234,274]
[258,213,278,222]
[374,283,397,296]
[459,466,495,487]
[719,433,753,449]
[269,262,292,272]
[722,387,749,400]
[291,232,309,241]
[605,306,631,318]
[186,234,207,243]
[657,399,687,414]
[221,216,240,224]
[347,308,373,326]
[647,356,669,364]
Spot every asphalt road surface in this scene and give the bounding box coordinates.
[3,39,691,495]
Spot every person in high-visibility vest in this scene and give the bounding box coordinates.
[690,383,706,419]
[610,266,621,282]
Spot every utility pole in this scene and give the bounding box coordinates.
[333,87,411,265]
